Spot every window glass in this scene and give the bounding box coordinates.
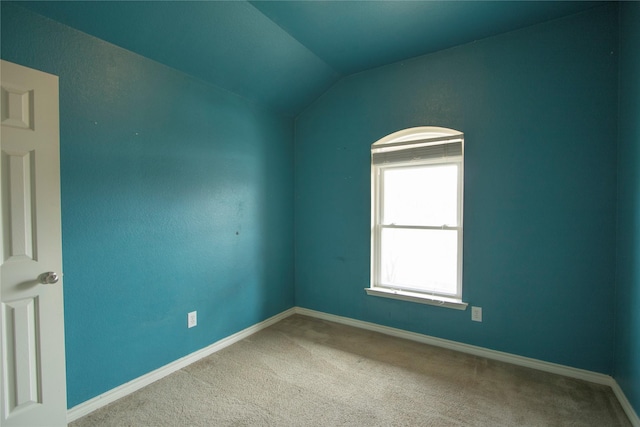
[381,217,458,295]
[382,164,458,227]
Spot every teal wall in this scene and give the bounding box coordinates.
[615,1,640,416]
[3,0,637,417]
[1,4,294,408]
[295,5,619,374]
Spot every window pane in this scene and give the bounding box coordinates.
[380,228,458,295]
[382,164,458,226]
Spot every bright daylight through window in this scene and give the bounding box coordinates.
[367,127,467,310]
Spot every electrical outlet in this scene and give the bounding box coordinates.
[188,311,197,328]
[471,306,482,322]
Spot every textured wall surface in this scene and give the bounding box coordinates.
[295,5,619,374]
[1,3,294,407]
[615,1,640,416]
[2,0,635,416]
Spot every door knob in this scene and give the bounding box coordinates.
[39,272,60,284]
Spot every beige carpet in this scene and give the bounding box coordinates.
[71,314,631,426]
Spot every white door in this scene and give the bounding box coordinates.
[1,60,67,426]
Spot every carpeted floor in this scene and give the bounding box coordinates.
[71,314,631,426]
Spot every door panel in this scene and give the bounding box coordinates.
[3,149,36,262]
[1,60,67,427]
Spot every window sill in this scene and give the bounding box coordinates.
[365,287,468,310]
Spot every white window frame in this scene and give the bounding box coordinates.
[366,127,468,310]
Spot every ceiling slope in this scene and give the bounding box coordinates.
[16,1,340,116]
[14,1,606,116]
[251,1,607,76]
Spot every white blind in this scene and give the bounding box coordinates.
[372,137,462,165]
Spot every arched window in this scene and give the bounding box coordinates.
[367,127,467,309]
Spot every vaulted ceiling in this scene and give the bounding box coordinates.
[18,1,605,116]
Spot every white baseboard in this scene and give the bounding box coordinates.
[293,307,610,384]
[294,307,640,427]
[67,306,639,427]
[611,380,640,427]
[66,308,296,423]
[295,307,640,427]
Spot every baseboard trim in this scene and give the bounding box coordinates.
[295,307,640,426]
[294,307,611,384]
[67,306,639,427]
[611,381,640,427]
[66,307,296,423]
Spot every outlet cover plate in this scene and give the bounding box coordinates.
[471,306,482,322]
[188,311,197,328]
